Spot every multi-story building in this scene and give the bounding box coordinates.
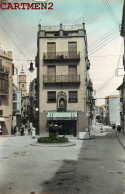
[12,84,22,130]
[29,79,37,131]
[21,93,30,125]
[100,104,106,123]
[120,0,125,135]
[117,84,124,132]
[0,49,13,135]
[35,23,93,136]
[105,95,120,125]
[19,65,27,96]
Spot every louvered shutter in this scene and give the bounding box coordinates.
[47,43,56,59]
[68,42,77,58]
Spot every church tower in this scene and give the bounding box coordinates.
[19,65,27,96]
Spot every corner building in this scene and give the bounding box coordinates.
[36,23,92,136]
[0,49,13,135]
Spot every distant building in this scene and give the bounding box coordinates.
[21,93,30,125]
[29,79,37,131]
[12,84,22,130]
[35,23,94,136]
[95,106,101,122]
[100,105,106,123]
[117,84,124,131]
[105,95,120,125]
[19,65,27,96]
[0,49,13,135]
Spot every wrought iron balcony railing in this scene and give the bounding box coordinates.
[0,88,8,95]
[43,74,80,84]
[0,66,9,74]
[43,51,80,61]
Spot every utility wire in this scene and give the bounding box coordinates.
[89,34,119,56]
[0,12,33,59]
[103,0,120,27]
[88,28,118,50]
[0,25,29,60]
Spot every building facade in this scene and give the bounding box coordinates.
[120,0,125,135]
[105,95,120,125]
[36,23,93,136]
[12,84,22,130]
[0,49,13,135]
[21,94,30,125]
[29,79,37,132]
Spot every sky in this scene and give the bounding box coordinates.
[0,0,124,105]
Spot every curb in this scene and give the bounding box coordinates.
[115,129,125,149]
[0,135,15,137]
[30,141,76,147]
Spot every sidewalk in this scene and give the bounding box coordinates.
[92,123,125,149]
[115,129,125,149]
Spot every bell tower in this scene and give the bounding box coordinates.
[19,65,27,96]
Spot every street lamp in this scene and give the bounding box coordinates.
[28,61,35,72]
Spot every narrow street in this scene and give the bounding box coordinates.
[0,125,125,194]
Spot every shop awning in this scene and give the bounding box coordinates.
[0,117,6,122]
[47,112,77,120]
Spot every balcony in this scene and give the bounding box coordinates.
[41,24,83,31]
[0,66,9,74]
[43,74,80,84]
[43,51,80,62]
[0,73,9,95]
[0,88,8,95]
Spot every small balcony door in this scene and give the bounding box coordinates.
[68,42,77,58]
[47,66,56,82]
[68,65,77,82]
[47,42,56,59]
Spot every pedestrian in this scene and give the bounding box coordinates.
[14,126,17,136]
[85,127,88,132]
[117,125,121,133]
[28,128,31,135]
[21,127,24,136]
[0,124,2,135]
[100,125,103,133]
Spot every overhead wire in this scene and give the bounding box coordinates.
[0,12,33,60]
[0,25,29,60]
[103,0,120,27]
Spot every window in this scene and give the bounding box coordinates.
[22,84,24,88]
[47,66,56,82]
[0,110,3,116]
[68,42,77,58]
[13,103,17,111]
[69,91,78,103]
[47,42,56,59]
[68,66,77,75]
[0,100,2,106]
[47,92,56,103]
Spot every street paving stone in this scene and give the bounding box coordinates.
[0,124,125,194]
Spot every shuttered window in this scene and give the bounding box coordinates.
[47,42,56,59]
[47,66,56,75]
[68,42,77,58]
[68,66,77,75]
[69,91,78,103]
[47,66,56,82]
[0,110,3,116]
[13,103,17,111]
[68,66,77,82]
[47,91,56,103]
